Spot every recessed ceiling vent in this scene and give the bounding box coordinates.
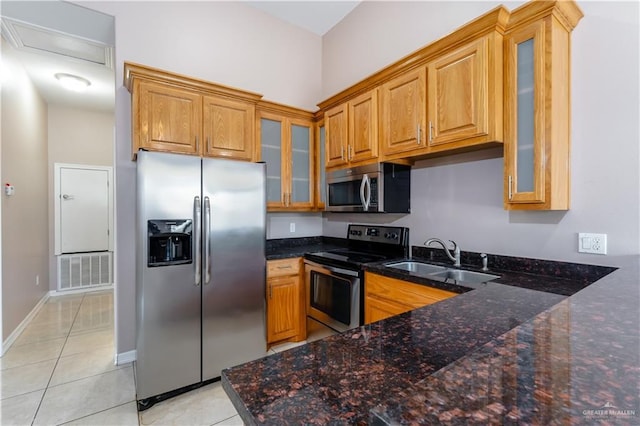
[1,18,113,69]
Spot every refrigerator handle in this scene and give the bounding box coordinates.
[204,196,211,285]
[194,196,201,286]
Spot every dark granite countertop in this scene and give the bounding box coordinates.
[266,236,346,260]
[369,256,640,425]
[227,240,638,424]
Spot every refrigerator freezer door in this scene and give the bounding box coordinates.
[202,158,267,380]
[136,151,202,400]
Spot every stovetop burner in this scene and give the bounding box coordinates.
[307,250,387,265]
[304,224,409,270]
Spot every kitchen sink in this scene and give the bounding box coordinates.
[385,261,448,275]
[427,269,500,283]
[384,261,500,283]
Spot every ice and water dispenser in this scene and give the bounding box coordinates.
[147,219,193,267]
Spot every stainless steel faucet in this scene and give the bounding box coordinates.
[480,253,489,271]
[424,238,461,267]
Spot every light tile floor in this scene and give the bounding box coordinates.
[0,290,335,425]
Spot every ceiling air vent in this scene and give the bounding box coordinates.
[1,18,113,69]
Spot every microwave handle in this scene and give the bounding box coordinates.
[360,174,370,211]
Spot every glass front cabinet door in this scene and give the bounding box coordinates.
[503,2,583,210]
[259,109,314,211]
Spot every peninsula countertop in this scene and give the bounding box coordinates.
[226,246,639,424]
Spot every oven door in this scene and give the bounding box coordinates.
[304,260,360,333]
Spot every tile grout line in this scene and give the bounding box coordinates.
[209,413,241,426]
[57,400,135,425]
[30,292,86,426]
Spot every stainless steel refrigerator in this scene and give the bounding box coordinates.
[135,150,267,405]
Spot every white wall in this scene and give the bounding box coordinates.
[47,105,114,290]
[1,41,50,341]
[80,1,323,355]
[267,212,323,239]
[322,1,640,266]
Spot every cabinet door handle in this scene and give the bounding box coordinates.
[417,124,421,145]
[277,265,292,269]
[508,175,514,200]
[349,145,353,160]
[341,146,345,161]
[269,284,272,299]
[429,121,433,141]
[195,136,200,151]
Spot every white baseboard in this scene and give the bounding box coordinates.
[49,284,113,297]
[116,349,137,365]
[1,292,50,356]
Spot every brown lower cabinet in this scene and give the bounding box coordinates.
[364,272,457,324]
[266,258,306,347]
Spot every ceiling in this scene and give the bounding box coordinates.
[0,1,359,113]
[245,1,360,36]
[1,1,115,112]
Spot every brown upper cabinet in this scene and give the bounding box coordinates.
[257,102,316,211]
[133,80,202,156]
[379,69,427,157]
[321,7,509,164]
[124,62,261,161]
[379,35,503,160]
[503,1,583,210]
[202,95,255,161]
[427,36,502,151]
[325,89,379,169]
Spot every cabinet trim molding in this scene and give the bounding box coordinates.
[124,62,262,102]
[256,100,315,121]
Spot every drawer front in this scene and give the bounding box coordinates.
[267,258,301,277]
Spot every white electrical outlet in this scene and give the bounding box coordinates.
[578,233,607,255]
[289,222,296,233]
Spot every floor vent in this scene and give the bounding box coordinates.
[58,252,112,291]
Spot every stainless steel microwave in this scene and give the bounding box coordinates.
[326,163,411,213]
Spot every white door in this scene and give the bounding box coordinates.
[56,165,111,254]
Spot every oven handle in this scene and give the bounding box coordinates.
[304,260,360,278]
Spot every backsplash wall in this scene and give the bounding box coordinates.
[267,212,323,239]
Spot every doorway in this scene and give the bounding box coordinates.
[54,164,114,291]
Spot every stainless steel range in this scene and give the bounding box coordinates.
[304,224,409,332]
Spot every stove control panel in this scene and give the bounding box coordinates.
[347,224,408,246]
